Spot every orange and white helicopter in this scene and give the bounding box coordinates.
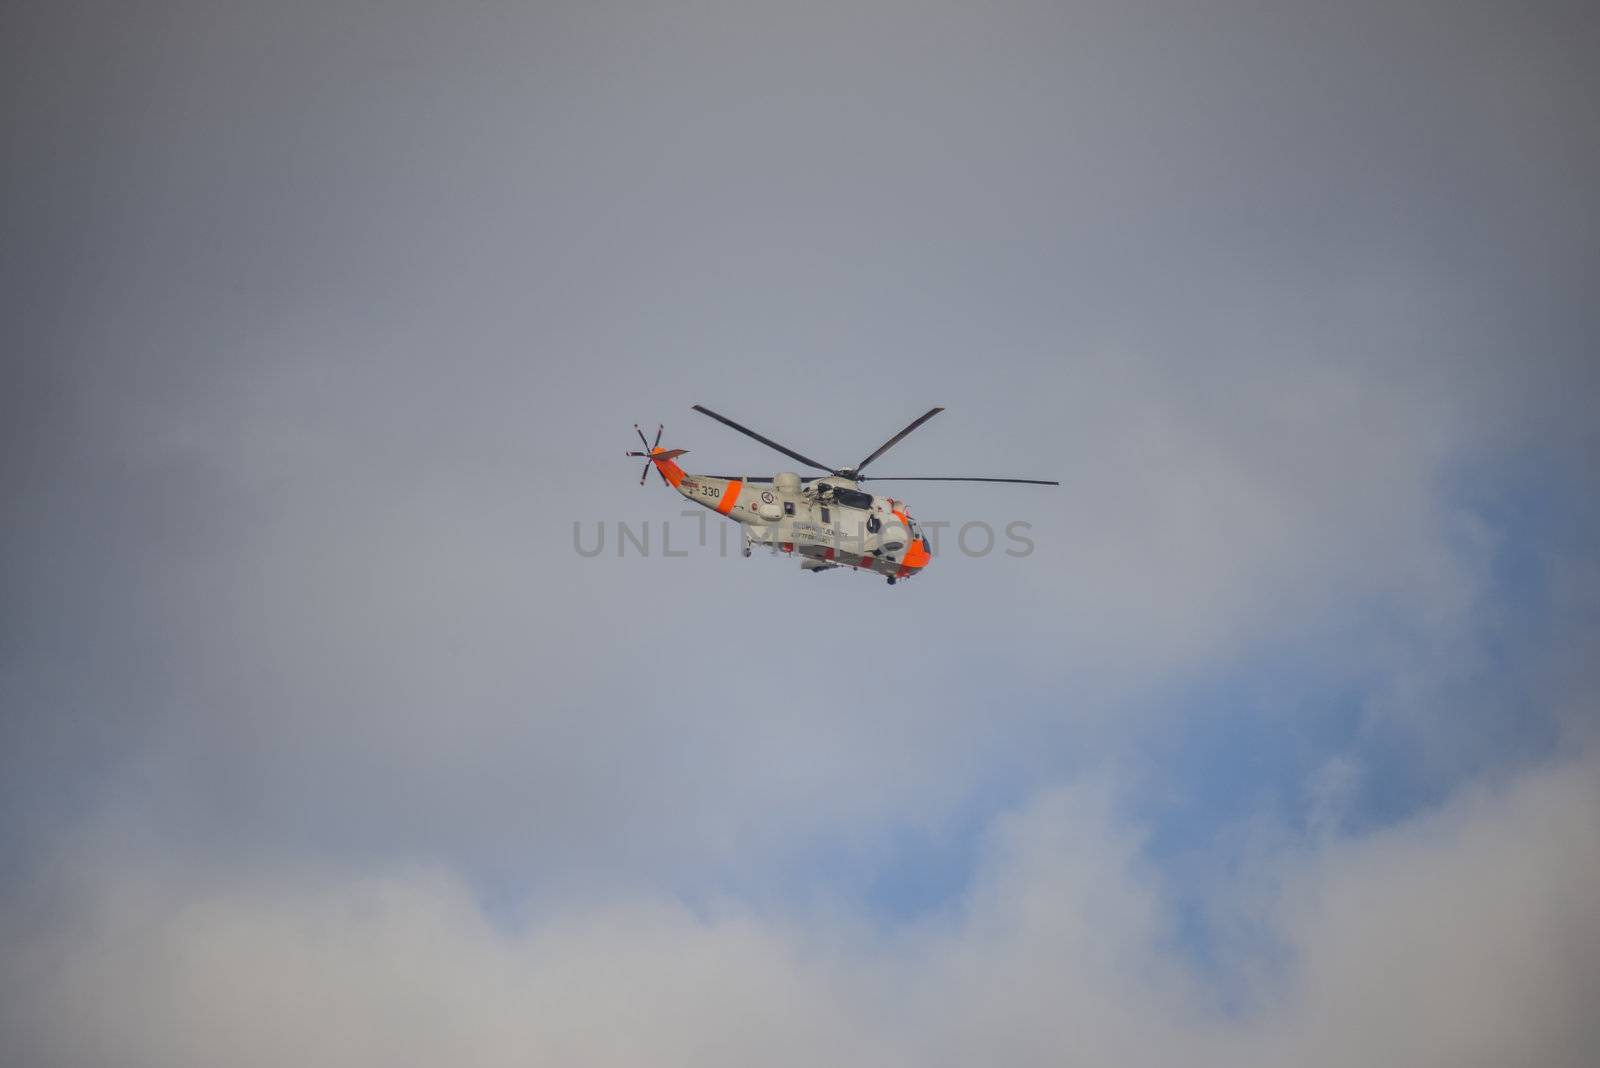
[628,405,1058,584]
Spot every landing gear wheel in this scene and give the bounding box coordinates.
[886,576,897,585]
[742,546,751,558]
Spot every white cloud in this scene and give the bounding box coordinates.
[1258,750,1600,1068]
[8,750,1595,1068]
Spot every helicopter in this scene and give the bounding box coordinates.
[627,405,1058,584]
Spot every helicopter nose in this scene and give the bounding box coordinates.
[899,536,932,573]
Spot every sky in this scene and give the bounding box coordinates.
[3,1,1598,1064]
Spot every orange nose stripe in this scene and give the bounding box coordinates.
[903,537,931,569]
[890,511,931,568]
[715,479,742,514]
[890,508,930,577]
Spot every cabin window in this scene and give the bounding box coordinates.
[820,506,830,524]
[783,501,795,516]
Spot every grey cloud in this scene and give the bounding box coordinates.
[6,0,1593,849]
[3,0,1597,1056]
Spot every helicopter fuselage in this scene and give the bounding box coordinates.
[650,452,931,580]
[627,405,1055,583]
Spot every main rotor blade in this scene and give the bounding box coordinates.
[860,476,1061,485]
[691,404,838,474]
[850,406,944,476]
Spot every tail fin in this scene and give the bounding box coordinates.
[627,425,688,487]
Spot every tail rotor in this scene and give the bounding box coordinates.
[627,423,685,486]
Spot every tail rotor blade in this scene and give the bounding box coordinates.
[652,423,664,450]
[635,423,652,450]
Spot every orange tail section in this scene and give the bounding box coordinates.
[650,447,686,488]
[629,424,687,488]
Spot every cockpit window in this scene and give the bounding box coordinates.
[833,487,874,510]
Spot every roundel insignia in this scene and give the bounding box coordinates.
[761,490,774,504]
